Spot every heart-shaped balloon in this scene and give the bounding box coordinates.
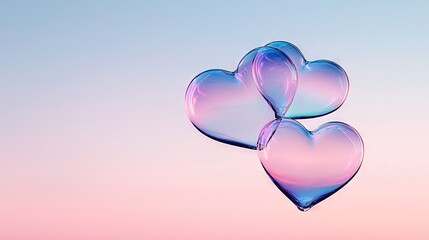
[257,119,364,211]
[252,47,298,118]
[267,41,349,119]
[185,47,296,149]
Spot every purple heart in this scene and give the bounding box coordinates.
[257,119,364,211]
[267,41,349,119]
[185,47,287,149]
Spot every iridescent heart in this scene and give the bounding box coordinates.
[267,41,349,119]
[185,47,297,149]
[257,119,364,211]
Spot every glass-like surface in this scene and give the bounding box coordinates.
[257,119,364,211]
[185,48,276,149]
[267,41,349,119]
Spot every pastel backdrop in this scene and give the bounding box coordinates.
[0,1,428,239]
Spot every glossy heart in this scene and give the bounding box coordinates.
[185,47,285,149]
[257,119,364,211]
[267,41,349,119]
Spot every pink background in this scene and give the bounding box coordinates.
[1,1,428,239]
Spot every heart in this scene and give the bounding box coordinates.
[185,47,291,149]
[267,41,349,119]
[257,119,364,211]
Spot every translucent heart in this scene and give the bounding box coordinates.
[267,41,349,119]
[185,48,275,149]
[257,119,364,211]
[252,47,298,118]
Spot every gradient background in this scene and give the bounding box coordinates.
[1,1,428,239]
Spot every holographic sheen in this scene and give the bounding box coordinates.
[267,41,349,119]
[185,48,275,149]
[257,119,364,211]
[252,47,298,118]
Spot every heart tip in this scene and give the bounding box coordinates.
[297,206,311,212]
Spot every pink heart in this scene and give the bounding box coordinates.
[267,41,349,119]
[257,119,364,211]
[185,47,296,149]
